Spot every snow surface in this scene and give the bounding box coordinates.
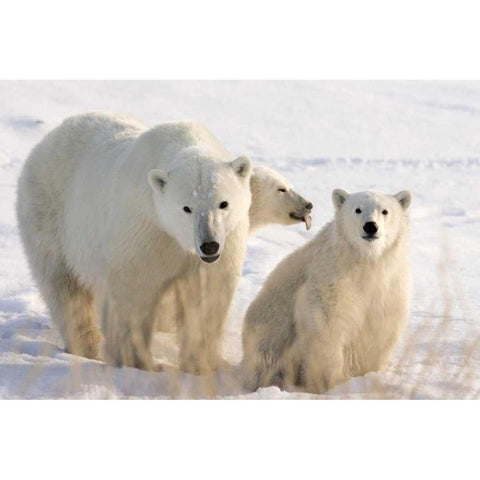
[1,81,479,399]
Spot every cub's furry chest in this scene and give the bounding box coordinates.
[310,260,396,331]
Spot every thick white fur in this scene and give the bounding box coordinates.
[156,165,313,333]
[242,189,413,393]
[249,165,312,233]
[16,112,253,371]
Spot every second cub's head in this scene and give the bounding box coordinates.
[250,166,313,231]
[332,188,413,257]
[148,151,252,263]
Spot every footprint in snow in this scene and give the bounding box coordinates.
[442,206,466,217]
[7,116,44,129]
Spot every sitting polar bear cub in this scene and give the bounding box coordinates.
[242,188,413,393]
[17,112,253,371]
[156,165,313,333]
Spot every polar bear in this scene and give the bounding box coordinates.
[16,112,253,371]
[156,165,313,333]
[242,189,413,393]
[249,165,313,233]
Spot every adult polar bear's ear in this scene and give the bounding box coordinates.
[230,156,252,179]
[394,190,413,211]
[332,189,349,211]
[148,169,168,192]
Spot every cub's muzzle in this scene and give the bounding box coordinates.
[290,197,313,230]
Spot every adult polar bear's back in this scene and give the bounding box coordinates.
[17,114,146,284]
[17,112,253,369]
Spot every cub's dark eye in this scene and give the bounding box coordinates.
[183,206,192,213]
[219,201,229,209]
[382,209,388,215]
[355,208,362,214]
[278,188,287,193]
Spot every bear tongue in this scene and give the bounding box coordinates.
[304,214,312,231]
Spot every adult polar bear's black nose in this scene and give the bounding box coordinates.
[363,221,378,235]
[200,241,220,255]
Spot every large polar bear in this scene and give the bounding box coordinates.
[156,165,313,333]
[16,112,253,371]
[242,189,413,393]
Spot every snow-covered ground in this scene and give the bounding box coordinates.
[1,80,479,398]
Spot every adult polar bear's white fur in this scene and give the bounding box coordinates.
[156,165,313,333]
[242,189,413,393]
[17,112,253,371]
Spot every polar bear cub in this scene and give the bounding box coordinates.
[156,165,313,333]
[17,112,253,371]
[242,189,413,393]
[249,165,313,232]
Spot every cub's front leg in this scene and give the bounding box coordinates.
[295,285,345,393]
[302,337,345,393]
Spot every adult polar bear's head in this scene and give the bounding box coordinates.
[148,147,252,263]
[332,189,413,257]
[250,165,313,232]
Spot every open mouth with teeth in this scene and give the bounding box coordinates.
[362,236,378,242]
[200,255,220,263]
[289,212,312,230]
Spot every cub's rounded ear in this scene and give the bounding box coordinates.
[332,189,349,211]
[230,156,252,179]
[394,190,413,210]
[148,169,168,192]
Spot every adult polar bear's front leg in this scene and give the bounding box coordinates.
[102,272,161,370]
[177,221,249,374]
[102,226,186,371]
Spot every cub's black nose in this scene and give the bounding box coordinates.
[363,221,378,235]
[305,202,313,211]
[200,241,220,255]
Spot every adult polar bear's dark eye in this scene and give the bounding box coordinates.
[382,209,388,215]
[278,188,287,193]
[355,208,362,214]
[183,206,192,213]
[219,201,229,209]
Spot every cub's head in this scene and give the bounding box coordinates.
[332,189,413,257]
[148,153,252,263]
[250,166,313,231]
